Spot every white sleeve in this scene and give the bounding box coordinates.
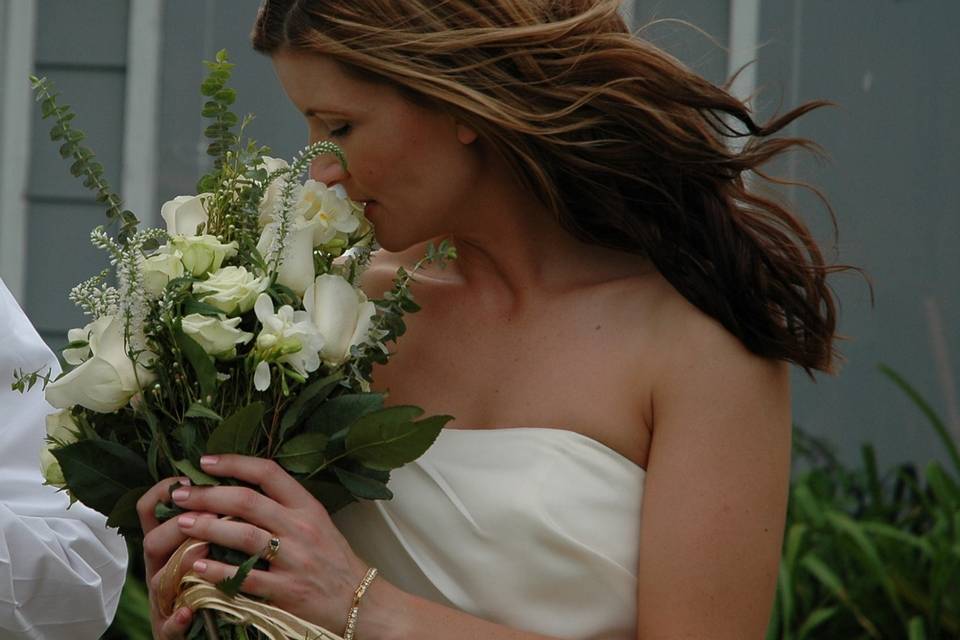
[0,279,129,640]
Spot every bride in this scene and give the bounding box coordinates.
[138,0,849,638]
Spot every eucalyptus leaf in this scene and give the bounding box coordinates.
[299,478,356,514]
[206,402,266,455]
[345,409,451,471]
[53,440,153,518]
[172,458,220,486]
[303,392,385,437]
[333,466,393,500]
[277,372,343,440]
[276,432,329,474]
[185,402,223,422]
[107,486,150,529]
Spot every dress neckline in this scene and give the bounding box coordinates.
[440,426,647,472]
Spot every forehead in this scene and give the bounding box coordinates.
[271,49,385,112]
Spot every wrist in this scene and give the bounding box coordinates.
[352,573,415,640]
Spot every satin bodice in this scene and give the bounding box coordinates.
[333,427,646,639]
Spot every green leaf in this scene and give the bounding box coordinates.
[172,458,220,486]
[278,372,343,440]
[53,440,153,517]
[299,478,356,514]
[216,550,261,598]
[174,327,218,400]
[333,466,393,500]
[345,407,450,471]
[206,402,266,455]
[860,521,934,558]
[796,606,840,640]
[303,392,385,437]
[106,486,150,529]
[185,402,223,422]
[908,617,927,640]
[276,432,329,474]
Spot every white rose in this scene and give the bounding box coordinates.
[303,274,376,366]
[192,266,270,316]
[296,181,361,246]
[161,193,212,237]
[256,217,319,297]
[40,410,80,488]
[252,293,324,391]
[171,234,238,276]
[257,156,290,227]
[141,247,185,296]
[46,315,156,413]
[181,313,253,358]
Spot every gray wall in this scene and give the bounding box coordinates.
[26,0,128,346]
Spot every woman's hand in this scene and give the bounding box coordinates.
[167,454,371,632]
[136,477,216,639]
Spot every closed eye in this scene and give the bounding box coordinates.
[330,123,352,138]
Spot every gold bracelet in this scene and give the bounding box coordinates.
[343,567,379,640]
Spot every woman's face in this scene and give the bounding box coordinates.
[271,49,481,251]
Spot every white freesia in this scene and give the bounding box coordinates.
[141,247,185,296]
[257,216,319,296]
[181,313,253,358]
[296,180,361,246]
[63,321,96,365]
[40,410,81,488]
[192,266,269,316]
[252,293,324,391]
[257,156,290,227]
[46,315,155,413]
[161,193,212,236]
[171,235,238,276]
[303,274,376,366]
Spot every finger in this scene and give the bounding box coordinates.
[191,558,280,601]
[171,484,289,532]
[199,454,317,510]
[160,606,193,639]
[143,512,214,579]
[137,477,191,533]
[177,514,278,561]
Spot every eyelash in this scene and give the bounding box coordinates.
[329,124,352,138]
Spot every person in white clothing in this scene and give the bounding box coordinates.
[0,277,128,639]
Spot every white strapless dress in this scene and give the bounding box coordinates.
[333,427,646,639]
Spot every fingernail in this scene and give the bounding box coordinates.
[178,515,196,528]
[180,477,191,486]
[200,455,219,467]
[193,560,208,573]
[172,488,190,501]
[176,607,191,624]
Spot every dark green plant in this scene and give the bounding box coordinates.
[766,365,960,639]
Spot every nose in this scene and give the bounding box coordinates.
[310,155,350,187]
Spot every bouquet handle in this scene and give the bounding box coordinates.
[161,537,345,640]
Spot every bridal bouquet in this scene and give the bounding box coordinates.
[14,50,453,639]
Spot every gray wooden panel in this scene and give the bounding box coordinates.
[35,0,129,67]
[27,68,126,200]
[632,0,730,86]
[755,0,960,468]
[157,0,304,206]
[25,202,112,339]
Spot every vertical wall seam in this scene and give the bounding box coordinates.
[122,0,164,227]
[0,0,37,303]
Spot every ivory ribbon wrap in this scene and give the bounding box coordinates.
[160,537,345,640]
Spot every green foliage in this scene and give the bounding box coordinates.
[766,366,960,639]
[30,75,138,244]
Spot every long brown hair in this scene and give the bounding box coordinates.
[253,0,862,376]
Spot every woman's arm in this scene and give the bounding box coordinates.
[634,310,792,639]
